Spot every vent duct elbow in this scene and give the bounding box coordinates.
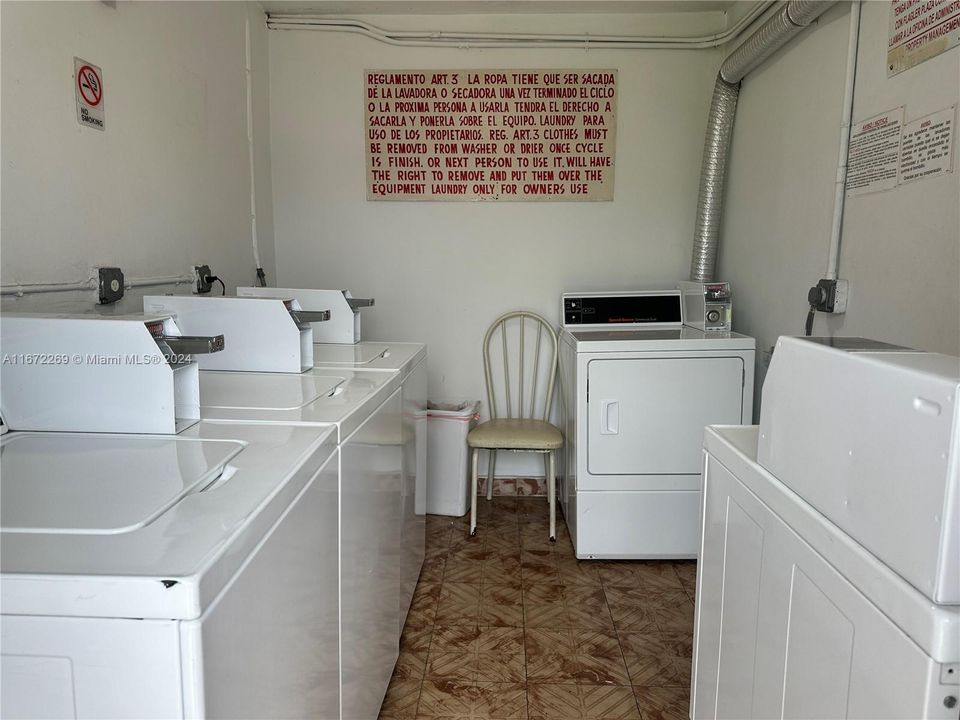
[690,0,836,282]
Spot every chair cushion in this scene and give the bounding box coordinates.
[467,418,563,450]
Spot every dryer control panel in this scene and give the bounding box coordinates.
[562,291,683,329]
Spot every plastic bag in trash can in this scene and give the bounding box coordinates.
[426,400,480,420]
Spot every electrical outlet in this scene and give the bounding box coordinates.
[807,278,849,314]
[97,267,125,304]
[194,265,213,294]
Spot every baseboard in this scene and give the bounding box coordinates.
[477,476,547,497]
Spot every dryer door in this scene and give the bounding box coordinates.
[587,356,744,476]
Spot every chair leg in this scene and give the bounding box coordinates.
[548,450,556,542]
[487,450,496,501]
[469,448,479,536]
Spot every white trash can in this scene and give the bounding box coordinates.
[426,401,480,516]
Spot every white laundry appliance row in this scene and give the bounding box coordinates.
[558,289,755,559]
[0,292,426,720]
[692,336,960,719]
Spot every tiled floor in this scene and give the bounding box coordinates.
[380,497,697,720]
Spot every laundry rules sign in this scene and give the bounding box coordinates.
[365,70,617,201]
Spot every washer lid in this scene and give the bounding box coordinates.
[1,434,242,535]
[0,423,338,620]
[200,372,344,410]
[198,368,401,442]
[312,342,391,365]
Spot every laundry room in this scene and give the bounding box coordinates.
[1,1,958,719]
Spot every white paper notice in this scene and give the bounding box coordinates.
[888,0,960,77]
[899,106,956,184]
[846,108,905,197]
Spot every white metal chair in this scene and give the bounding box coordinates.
[467,311,563,540]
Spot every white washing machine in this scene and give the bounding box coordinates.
[559,290,755,559]
[236,286,428,636]
[141,296,408,720]
[196,370,403,720]
[692,336,960,719]
[0,314,341,719]
[309,341,427,640]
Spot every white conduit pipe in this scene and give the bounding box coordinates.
[826,0,861,281]
[0,279,96,297]
[245,16,263,278]
[1,274,193,298]
[125,274,194,289]
[266,3,775,50]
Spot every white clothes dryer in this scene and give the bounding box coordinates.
[559,290,755,559]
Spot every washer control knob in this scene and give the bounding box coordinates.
[706,309,721,323]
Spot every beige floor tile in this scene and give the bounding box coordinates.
[576,653,631,686]
[651,599,694,634]
[597,562,686,592]
[431,625,525,655]
[525,628,628,686]
[437,583,483,625]
[622,652,685,687]
[420,556,448,584]
[605,589,660,633]
[655,631,693,660]
[527,683,641,719]
[379,677,422,719]
[401,624,435,653]
[521,558,563,585]
[615,630,667,657]
[516,496,550,519]
[479,584,525,627]
[388,516,699,719]
[445,548,489,584]
[426,651,526,683]
[407,583,443,628]
[524,584,614,630]
[395,649,429,680]
[555,556,603,586]
[418,680,528,719]
[482,554,523,586]
[633,685,690,720]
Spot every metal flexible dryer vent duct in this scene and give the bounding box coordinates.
[690,0,836,282]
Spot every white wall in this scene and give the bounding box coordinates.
[268,13,722,475]
[719,2,960,410]
[1,1,275,313]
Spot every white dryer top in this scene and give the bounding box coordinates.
[0,422,337,620]
[563,326,755,352]
[199,368,401,442]
[312,341,426,377]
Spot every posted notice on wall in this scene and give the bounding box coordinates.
[846,107,904,197]
[899,106,956,184]
[847,105,955,197]
[365,69,617,202]
[888,0,960,76]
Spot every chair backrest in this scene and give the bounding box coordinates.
[481,310,558,422]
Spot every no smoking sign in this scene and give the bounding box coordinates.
[74,57,104,131]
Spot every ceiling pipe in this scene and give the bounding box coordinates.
[690,0,836,282]
[267,3,776,50]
